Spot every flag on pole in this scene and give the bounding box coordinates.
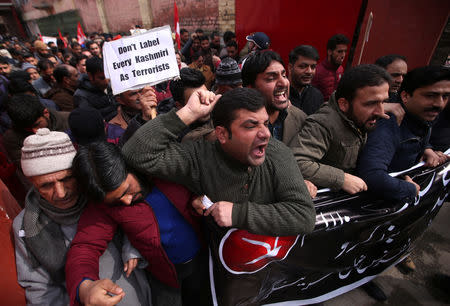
[39,33,43,41]
[174,1,180,50]
[58,29,67,48]
[77,22,87,46]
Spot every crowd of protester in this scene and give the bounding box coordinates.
[0,27,449,306]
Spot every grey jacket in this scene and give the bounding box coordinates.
[293,93,367,190]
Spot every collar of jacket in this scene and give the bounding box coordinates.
[322,58,341,71]
[328,92,366,138]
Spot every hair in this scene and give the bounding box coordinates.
[86,41,98,50]
[195,28,204,34]
[327,34,349,51]
[169,67,205,104]
[7,94,45,129]
[335,64,392,102]
[191,51,203,61]
[0,57,10,65]
[226,40,238,49]
[210,31,220,40]
[8,70,35,94]
[289,45,319,64]
[70,41,81,49]
[86,56,103,74]
[75,54,88,65]
[73,141,128,202]
[23,53,34,59]
[400,66,450,96]
[241,50,284,87]
[180,28,188,35]
[199,35,209,42]
[223,31,236,44]
[37,58,54,71]
[212,88,265,134]
[53,65,71,83]
[374,54,407,69]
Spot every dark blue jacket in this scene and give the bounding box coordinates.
[356,112,432,201]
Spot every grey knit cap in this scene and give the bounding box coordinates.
[215,57,242,86]
[21,128,76,177]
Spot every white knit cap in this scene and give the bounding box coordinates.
[21,128,76,177]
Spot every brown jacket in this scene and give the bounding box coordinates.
[293,93,367,190]
[45,86,75,112]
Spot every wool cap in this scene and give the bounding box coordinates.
[22,62,37,71]
[246,32,270,50]
[21,128,76,177]
[215,57,242,86]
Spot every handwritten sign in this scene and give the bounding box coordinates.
[102,25,179,95]
[42,36,57,46]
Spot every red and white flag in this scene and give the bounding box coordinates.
[77,22,87,46]
[58,29,67,48]
[174,1,180,50]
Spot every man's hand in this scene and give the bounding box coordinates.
[422,148,449,167]
[123,258,138,278]
[304,180,318,198]
[79,279,125,306]
[383,102,405,125]
[192,195,205,215]
[342,173,368,194]
[176,90,221,126]
[405,175,420,196]
[139,86,157,121]
[204,201,233,227]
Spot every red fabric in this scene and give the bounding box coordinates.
[174,2,181,50]
[77,22,86,45]
[66,180,198,305]
[0,180,26,306]
[311,58,344,102]
[58,29,67,48]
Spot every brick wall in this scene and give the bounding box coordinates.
[218,0,234,34]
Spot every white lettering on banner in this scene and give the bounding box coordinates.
[102,25,179,95]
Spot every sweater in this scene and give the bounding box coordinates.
[122,110,315,236]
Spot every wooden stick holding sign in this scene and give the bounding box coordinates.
[102,24,180,108]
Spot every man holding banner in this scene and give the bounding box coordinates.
[122,87,316,305]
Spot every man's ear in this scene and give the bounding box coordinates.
[43,108,50,119]
[337,97,350,113]
[215,126,229,144]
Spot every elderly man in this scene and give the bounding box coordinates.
[122,87,316,304]
[12,129,151,305]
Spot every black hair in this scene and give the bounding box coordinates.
[400,66,450,96]
[289,45,319,64]
[210,31,220,40]
[226,40,238,49]
[37,58,54,71]
[335,64,392,102]
[70,41,81,49]
[374,54,407,69]
[23,53,34,59]
[223,31,236,44]
[53,65,71,83]
[241,50,284,87]
[327,34,349,51]
[195,28,204,34]
[73,141,128,202]
[180,28,188,35]
[8,70,35,94]
[0,57,10,65]
[86,56,103,74]
[191,51,203,61]
[199,35,209,42]
[211,88,265,134]
[75,54,88,65]
[7,94,45,130]
[169,67,205,104]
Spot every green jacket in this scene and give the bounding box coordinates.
[122,110,315,236]
[282,105,307,148]
[293,93,367,190]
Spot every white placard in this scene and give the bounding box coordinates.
[42,36,57,46]
[102,25,179,95]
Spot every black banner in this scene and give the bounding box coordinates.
[208,162,450,306]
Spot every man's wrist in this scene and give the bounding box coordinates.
[176,107,197,126]
[78,279,93,303]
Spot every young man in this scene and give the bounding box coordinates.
[295,64,391,194]
[67,141,207,306]
[288,45,324,115]
[32,59,55,96]
[242,50,316,197]
[73,56,118,121]
[312,34,349,102]
[122,87,315,303]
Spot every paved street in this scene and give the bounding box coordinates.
[325,201,450,306]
